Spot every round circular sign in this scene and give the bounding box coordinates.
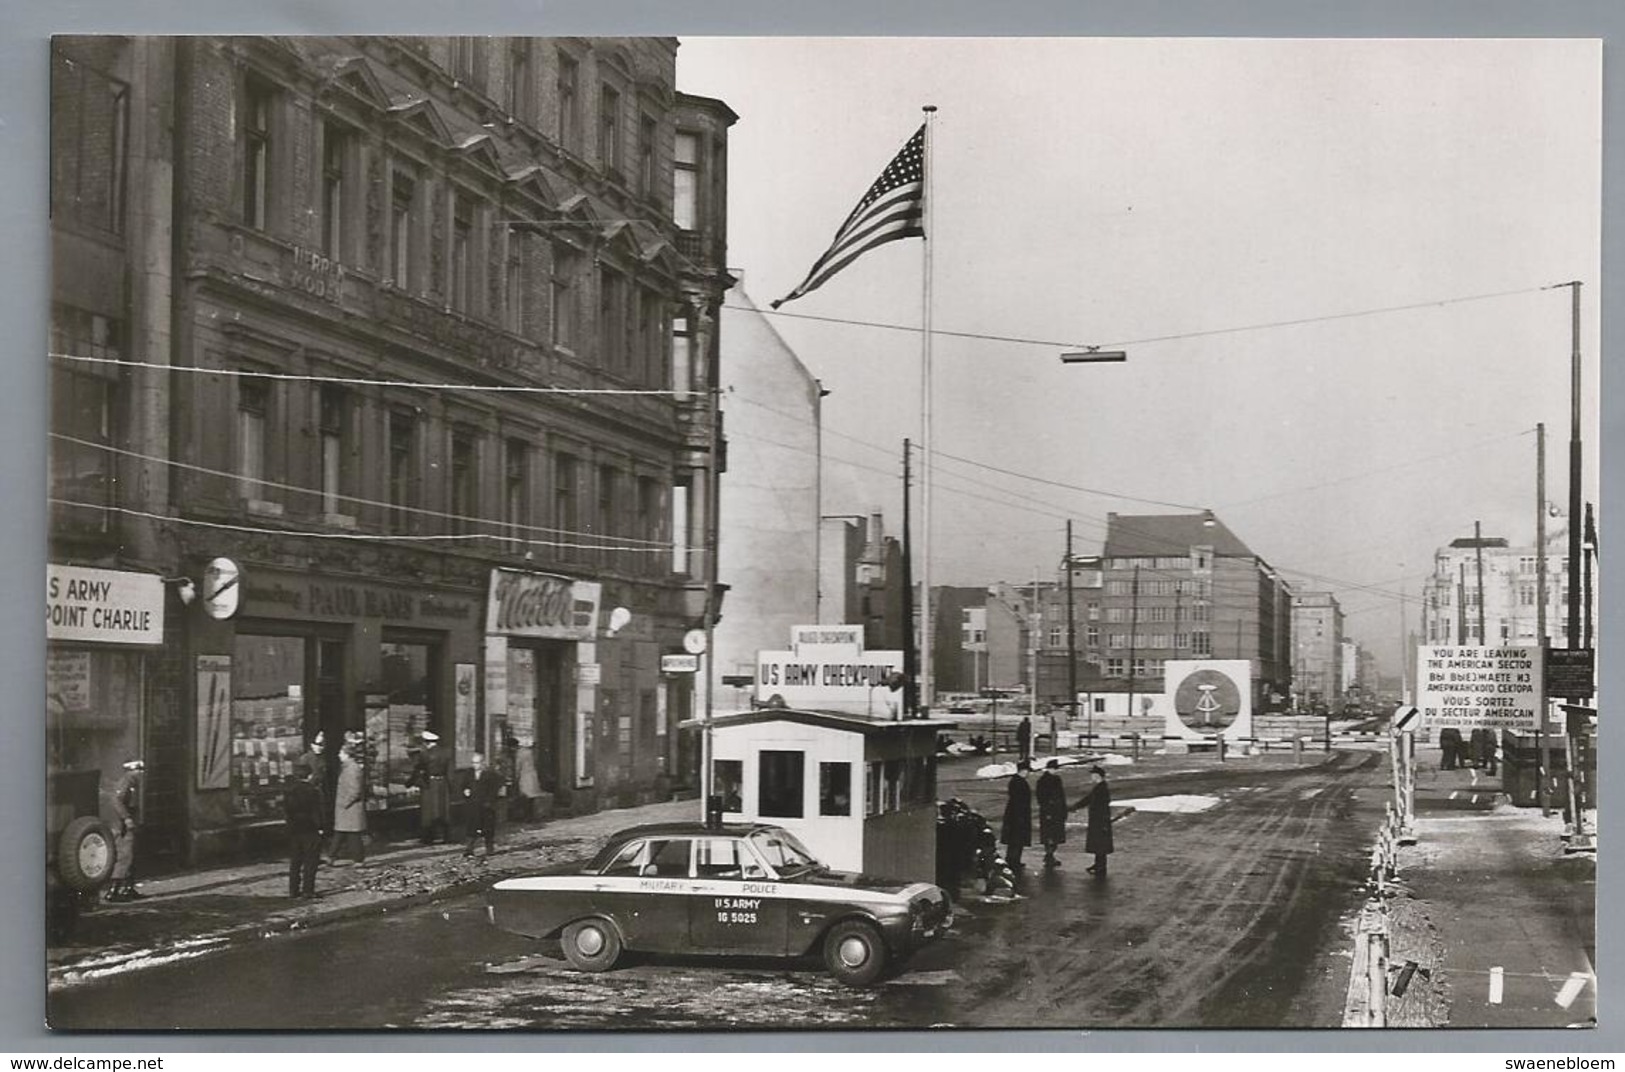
[201,558,241,621]
[683,629,708,655]
[1173,668,1241,733]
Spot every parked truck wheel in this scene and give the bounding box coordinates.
[57,816,116,893]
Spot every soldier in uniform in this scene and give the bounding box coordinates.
[103,759,144,902]
[411,730,453,844]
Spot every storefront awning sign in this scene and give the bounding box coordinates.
[47,565,164,646]
[486,569,601,640]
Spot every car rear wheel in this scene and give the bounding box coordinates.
[57,817,116,893]
[560,918,623,973]
[822,918,889,987]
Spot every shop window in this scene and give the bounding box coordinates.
[673,131,699,230]
[49,45,128,235]
[712,758,742,812]
[757,750,804,819]
[370,639,439,811]
[819,761,852,817]
[229,634,307,823]
[46,647,143,785]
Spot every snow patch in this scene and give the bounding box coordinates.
[1116,794,1221,814]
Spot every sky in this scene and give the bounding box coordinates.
[675,37,1602,678]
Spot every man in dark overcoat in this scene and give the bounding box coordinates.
[1035,758,1068,868]
[462,751,503,858]
[1016,716,1033,764]
[284,758,328,898]
[411,729,453,844]
[1000,761,1033,870]
[1071,766,1114,878]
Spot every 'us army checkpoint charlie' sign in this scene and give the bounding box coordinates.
[1415,645,1543,732]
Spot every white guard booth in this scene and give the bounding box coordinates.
[692,707,953,884]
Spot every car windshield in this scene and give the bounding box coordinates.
[747,829,821,875]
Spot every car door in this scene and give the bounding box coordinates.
[686,836,787,955]
[589,836,692,954]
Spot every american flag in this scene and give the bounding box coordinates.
[772,125,926,309]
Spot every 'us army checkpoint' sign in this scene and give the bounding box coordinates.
[1416,645,1543,732]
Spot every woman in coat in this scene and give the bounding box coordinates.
[1000,762,1033,870]
[330,745,368,865]
[1073,766,1114,878]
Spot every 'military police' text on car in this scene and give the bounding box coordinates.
[488,822,953,986]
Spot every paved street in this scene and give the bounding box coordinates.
[49,750,1391,1030]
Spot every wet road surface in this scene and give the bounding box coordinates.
[50,751,1389,1030]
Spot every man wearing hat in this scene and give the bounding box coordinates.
[283,756,328,898]
[410,729,454,844]
[1035,758,1068,868]
[102,759,144,902]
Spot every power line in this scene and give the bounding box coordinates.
[722,283,1552,352]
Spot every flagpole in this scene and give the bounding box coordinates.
[920,104,937,716]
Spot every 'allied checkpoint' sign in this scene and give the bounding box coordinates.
[1416,645,1543,733]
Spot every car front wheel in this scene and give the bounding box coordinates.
[822,918,889,987]
[560,917,623,973]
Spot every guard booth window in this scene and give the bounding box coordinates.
[757,750,804,818]
[819,761,852,816]
[712,759,742,812]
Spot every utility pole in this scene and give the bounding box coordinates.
[900,440,917,717]
[1457,562,1467,646]
[1127,565,1141,722]
[1536,422,1549,816]
[1030,567,1040,728]
[1474,520,1487,644]
[1065,520,1078,738]
[1583,502,1595,650]
[1561,280,1591,850]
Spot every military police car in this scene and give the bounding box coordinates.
[488,821,953,986]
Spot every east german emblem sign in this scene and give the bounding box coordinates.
[1164,660,1253,740]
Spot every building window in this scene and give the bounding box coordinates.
[237,375,270,502]
[1086,625,1100,647]
[242,76,273,230]
[1106,658,1125,677]
[551,244,578,348]
[451,37,485,90]
[450,430,477,535]
[1149,634,1170,650]
[712,759,743,812]
[504,226,526,334]
[507,39,532,122]
[671,477,690,574]
[554,453,579,552]
[1047,625,1063,648]
[598,84,621,176]
[1132,658,1147,677]
[819,762,852,817]
[1108,633,1126,650]
[596,464,619,563]
[556,52,579,152]
[49,47,129,235]
[1086,601,1100,621]
[49,308,119,532]
[451,192,473,314]
[388,410,418,531]
[637,477,661,573]
[1106,580,1131,596]
[504,439,529,547]
[320,123,347,261]
[758,750,805,819]
[1105,608,1125,624]
[671,313,693,397]
[1192,602,1210,622]
[390,171,415,288]
[598,267,626,371]
[319,385,347,517]
[1192,632,1212,656]
[638,114,657,198]
[1175,633,1190,650]
[673,131,699,230]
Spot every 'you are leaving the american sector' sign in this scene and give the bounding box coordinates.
[1416,645,1543,732]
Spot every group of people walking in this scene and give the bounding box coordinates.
[1000,759,1115,878]
[282,728,510,899]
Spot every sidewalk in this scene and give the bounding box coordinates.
[49,796,699,989]
[1367,748,1598,1028]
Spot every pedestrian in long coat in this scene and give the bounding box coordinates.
[1071,766,1114,878]
[330,746,368,865]
[1016,716,1033,764]
[101,759,144,902]
[1035,759,1068,867]
[1000,762,1033,870]
[284,758,328,898]
[462,752,503,858]
[411,731,454,843]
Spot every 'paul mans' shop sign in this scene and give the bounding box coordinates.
[47,565,164,646]
[1416,645,1542,732]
